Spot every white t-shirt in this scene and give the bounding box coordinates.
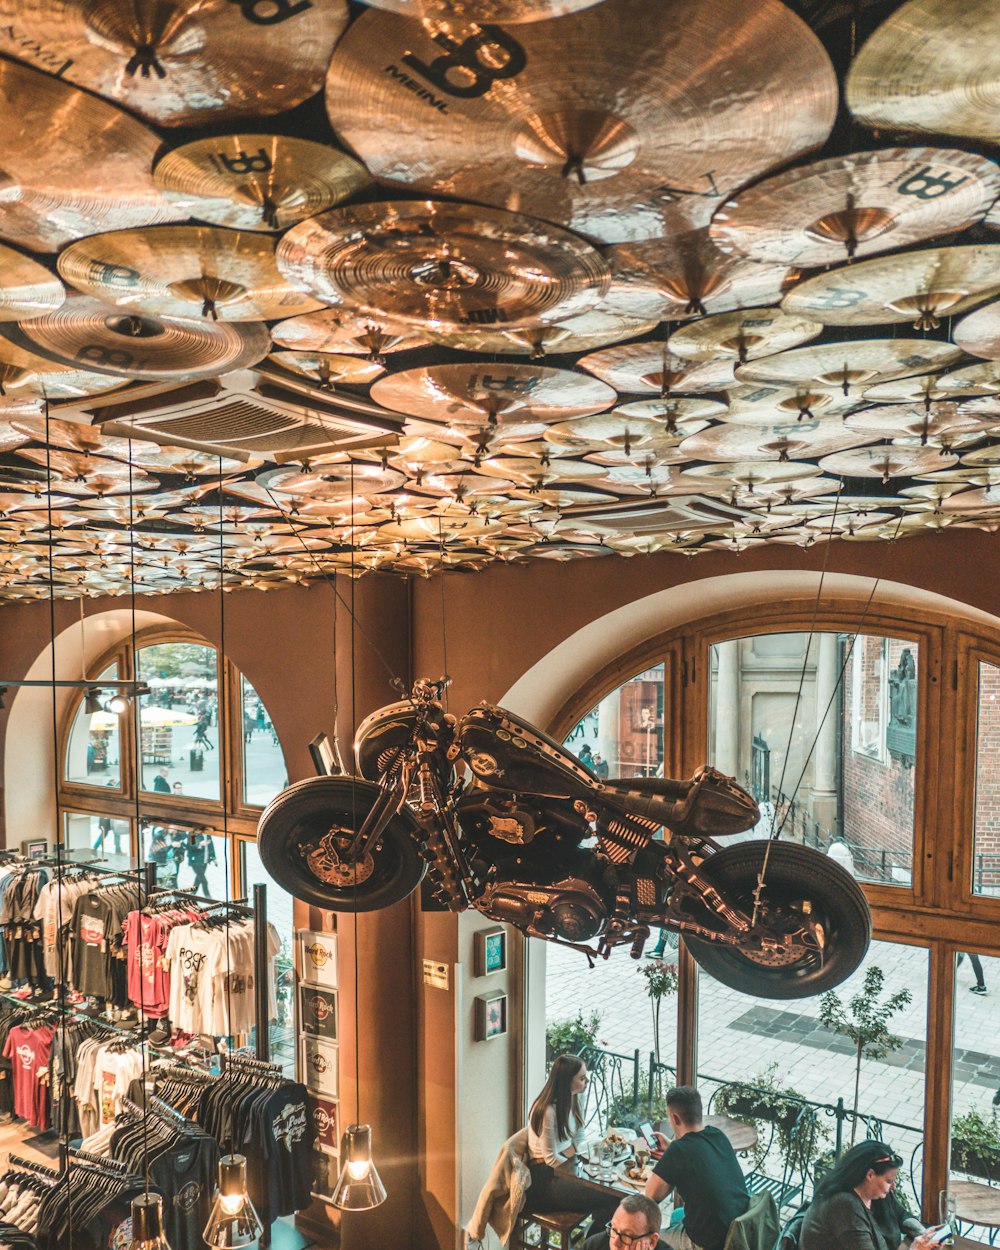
[165,924,219,1035]
[91,1046,144,1126]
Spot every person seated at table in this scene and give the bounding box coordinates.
[643,1086,749,1250]
[523,1055,620,1229]
[800,1142,938,1250]
[580,1194,661,1250]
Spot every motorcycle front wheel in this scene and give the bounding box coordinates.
[257,776,426,912]
[681,840,871,999]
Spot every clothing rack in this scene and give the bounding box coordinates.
[6,1156,60,1181]
[64,1147,128,1174]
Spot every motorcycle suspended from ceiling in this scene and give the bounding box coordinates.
[258,680,871,999]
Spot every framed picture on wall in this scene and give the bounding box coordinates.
[474,926,507,977]
[301,1035,339,1097]
[21,839,48,861]
[310,1148,340,1205]
[310,1095,340,1155]
[299,984,338,1041]
[297,929,338,989]
[475,991,508,1042]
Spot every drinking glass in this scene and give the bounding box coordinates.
[938,1190,957,1245]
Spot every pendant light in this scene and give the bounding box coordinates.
[129,1194,172,1250]
[203,1154,263,1247]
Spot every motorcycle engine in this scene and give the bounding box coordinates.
[481,876,607,942]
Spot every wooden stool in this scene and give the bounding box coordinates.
[516,1210,592,1250]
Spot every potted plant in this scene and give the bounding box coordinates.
[638,957,679,1067]
[951,1107,1000,1182]
[545,1009,602,1067]
[714,1065,826,1170]
[819,965,912,1148]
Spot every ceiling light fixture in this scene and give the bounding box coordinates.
[108,692,130,715]
[84,688,104,715]
[204,1155,262,1248]
[332,1124,387,1212]
[127,1193,172,1250]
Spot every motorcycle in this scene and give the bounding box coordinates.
[258,679,871,999]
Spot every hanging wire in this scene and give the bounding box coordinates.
[349,463,362,1132]
[217,460,237,1130]
[437,515,449,710]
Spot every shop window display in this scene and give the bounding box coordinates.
[63,663,122,790]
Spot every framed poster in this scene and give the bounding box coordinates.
[474,926,507,977]
[21,839,49,861]
[310,1148,340,1205]
[475,991,508,1042]
[310,1095,339,1155]
[299,984,338,1041]
[301,1035,339,1097]
[297,930,338,989]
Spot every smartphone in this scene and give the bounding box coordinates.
[637,1121,659,1150]
[925,1225,952,1245]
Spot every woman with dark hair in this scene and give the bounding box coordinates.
[523,1055,619,1227]
[800,1142,939,1250]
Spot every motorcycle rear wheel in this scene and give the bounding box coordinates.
[257,776,426,912]
[681,840,871,999]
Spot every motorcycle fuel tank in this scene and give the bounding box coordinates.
[459,704,598,800]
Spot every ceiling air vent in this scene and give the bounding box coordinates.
[562,494,753,537]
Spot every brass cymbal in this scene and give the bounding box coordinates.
[781,245,1000,329]
[845,403,996,446]
[276,201,611,332]
[57,226,323,323]
[960,445,1000,468]
[846,0,1000,141]
[736,339,963,394]
[544,410,711,449]
[258,464,407,500]
[582,445,691,469]
[0,245,64,321]
[679,415,877,462]
[934,363,1000,397]
[0,57,184,253]
[15,447,135,481]
[123,447,251,476]
[370,363,616,426]
[0,422,28,454]
[860,376,973,404]
[427,312,656,359]
[613,397,728,431]
[0,0,348,127]
[0,339,127,400]
[818,445,958,480]
[3,293,271,379]
[667,308,822,363]
[325,0,836,244]
[723,382,860,423]
[9,416,141,460]
[472,455,609,487]
[269,352,385,389]
[578,344,735,395]
[354,0,604,21]
[270,309,427,360]
[954,301,1000,361]
[608,230,794,318]
[680,460,823,492]
[709,148,1000,267]
[154,134,371,232]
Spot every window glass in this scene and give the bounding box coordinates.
[950,950,1000,1225]
[708,632,917,887]
[136,642,220,801]
[242,839,296,1075]
[973,662,1000,897]
[140,820,227,899]
[241,675,286,807]
[64,811,131,868]
[562,664,665,780]
[64,663,122,788]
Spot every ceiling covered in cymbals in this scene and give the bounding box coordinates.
[1,0,1000,601]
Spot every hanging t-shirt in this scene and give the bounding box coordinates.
[123,911,172,1017]
[70,893,114,999]
[150,1135,219,1249]
[254,1085,315,1219]
[92,1046,145,1126]
[165,924,219,1035]
[2,1024,53,1129]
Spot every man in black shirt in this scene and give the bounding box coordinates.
[644,1086,749,1250]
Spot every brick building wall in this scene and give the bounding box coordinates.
[974,661,1000,894]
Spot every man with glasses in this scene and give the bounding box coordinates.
[580,1194,661,1250]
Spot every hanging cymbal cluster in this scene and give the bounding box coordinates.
[2,0,1000,600]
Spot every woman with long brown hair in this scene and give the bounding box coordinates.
[523,1054,620,1226]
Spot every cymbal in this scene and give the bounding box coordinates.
[578,344,735,395]
[736,339,963,394]
[0,245,64,322]
[269,352,385,389]
[709,148,1000,266]
[0,57,184,253]
[57,226,323,323]
[370,363,616,426]
[0,0,348,127]
[846,0,1000,141]
[0,422,28,454]
[934,363,1000,397]
[845,403,997,446]
[582,445,691,469]
[545,410,711,449]
[960,445,1000,468]
[723,382,860,422]
[954,301,1000,361]
[608,230,794,318]
[472,455,609,487]
[258,464,407,500]
[325,0,836,245]
[818,445,958,479]
[270,308,426,361]
[9,416,141,460]
[667,308,822,363]
[427,312,656,359]
[613,397,728,432]
[678,415,877,462]
[0,339,127,400]
[680,460,823,493]
[154,134,371,232]
[276,201,611,332]
[781,245,1000,329]
[123,447,251,476]
[354,0,604,20]
[2,293,271,379]
[15,447,134,481]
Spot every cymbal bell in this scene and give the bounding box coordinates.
[578,343,735,395]
[428,312,656,359]
[781,245,1000,329]
[270,309,427,360]
[954,301,1000,361]
[57,225,323,323]
[846,0,1000,141]
[371,363,616,427]
[154,134,371,232]
[269,351,385,389]
[3,292,271,379]
[0,57,185,253]
[276,201,611,332]
[710,148,1000,266]
[0,0,349,127]
[324,0,836,245]
[667,308,822,363]
[736,339,963,394]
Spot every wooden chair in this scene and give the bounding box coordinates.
[515,1210,593,1250]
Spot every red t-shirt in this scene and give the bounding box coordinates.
[3,1024,54,1129]
[123,911,172,1018]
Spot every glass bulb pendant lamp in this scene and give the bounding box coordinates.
[128,1193,172,1250]
[332,1124,387,1211]
[203,1154,263,1248]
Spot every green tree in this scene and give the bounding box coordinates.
[639,958,679,1066]
[819,965,912,1147]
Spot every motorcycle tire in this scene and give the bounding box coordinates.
[681,840,871,999]
[257,776,425,913]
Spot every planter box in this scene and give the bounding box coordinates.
[723,1093,803,1134]
[951,1143,1000,1182]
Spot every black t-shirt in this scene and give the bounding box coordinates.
[151,1135,219,1248]
[652,1125,749,1250]
[70,894,114,998]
